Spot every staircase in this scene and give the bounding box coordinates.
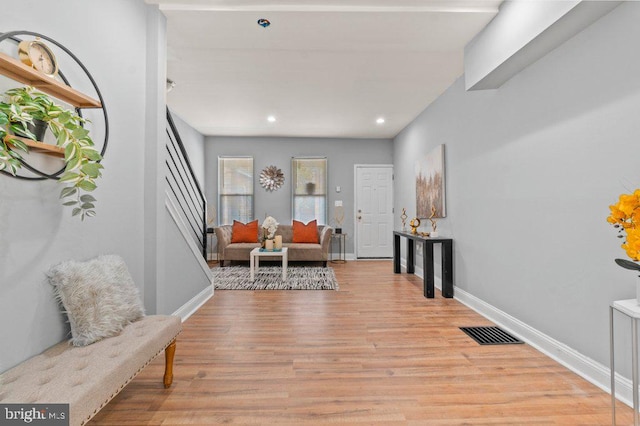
[165,108,207,259]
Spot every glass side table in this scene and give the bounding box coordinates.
[331,233,346,264]
[610,298,640,426]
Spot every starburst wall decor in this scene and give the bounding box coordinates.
[259,165,285,191]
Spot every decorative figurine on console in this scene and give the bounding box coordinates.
[400,208,408,232]
[409,217,421,235]
[428,206,438,237]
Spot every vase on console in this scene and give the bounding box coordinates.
[607,188,640,304]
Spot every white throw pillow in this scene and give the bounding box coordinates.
[47,254,145,346]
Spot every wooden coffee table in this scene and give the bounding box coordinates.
[250,247,288,281]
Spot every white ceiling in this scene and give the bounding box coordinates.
[147,0,502,139]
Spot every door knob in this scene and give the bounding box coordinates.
[357,216,362,220]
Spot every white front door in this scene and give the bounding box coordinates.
[355,165,394,258]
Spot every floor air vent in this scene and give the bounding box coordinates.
[460,326,523,345]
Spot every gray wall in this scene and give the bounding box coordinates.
[0,0,209,372]
[0,0,151,371]
[205,136,393,255]
[394,2,640,370]
[161,205,211,314]
[171,111,206,188]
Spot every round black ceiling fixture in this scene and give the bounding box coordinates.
[257,18,271,28]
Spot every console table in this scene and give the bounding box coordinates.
[393,231,453,298]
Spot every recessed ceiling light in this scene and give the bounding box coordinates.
[267,115,276,123]
[376,117,385,124]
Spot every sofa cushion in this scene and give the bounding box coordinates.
[231,220,259,243]
[47,255,145,346]
[225,242,261,261]
[292,219,319,243]
[284,243,323,261]
[274,226,293,243]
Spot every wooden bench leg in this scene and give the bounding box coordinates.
[163,339,177,388]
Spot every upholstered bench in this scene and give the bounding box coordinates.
[0,315,181,426]
[0,255,184,426]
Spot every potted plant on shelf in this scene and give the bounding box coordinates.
[0,86,103,220]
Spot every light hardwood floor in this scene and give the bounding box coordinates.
[91,260,631,425]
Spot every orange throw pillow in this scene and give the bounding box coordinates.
[231,220,259,243]
[292,219,319,243]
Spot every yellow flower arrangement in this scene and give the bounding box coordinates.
[607,189,640,271]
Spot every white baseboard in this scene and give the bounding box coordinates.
[330,252,357,261]
[455,287,633,408]
[172,284,213,322]
[399,257,633,408]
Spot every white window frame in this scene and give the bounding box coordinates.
[218,156,254,225]
[291,157,328,224]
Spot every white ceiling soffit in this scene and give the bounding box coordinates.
[150,0,501,139]
[465,0,622,90]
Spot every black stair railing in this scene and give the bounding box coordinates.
[165,108,207,258]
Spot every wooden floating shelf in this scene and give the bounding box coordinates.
[4,135,65,158]
[0,52,101,109]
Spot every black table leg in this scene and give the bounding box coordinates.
[442,240,454,298]
[393,232,454,299]
[393,234,401,273]
[407,239,415,274]
[424,241,435,298]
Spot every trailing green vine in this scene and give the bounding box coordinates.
[0,86,103,220]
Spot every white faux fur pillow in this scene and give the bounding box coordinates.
[47,254,145,346]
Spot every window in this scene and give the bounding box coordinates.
[218,157,253,224]
[292,157,327,224]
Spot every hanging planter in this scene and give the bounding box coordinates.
[0,86,103,220]
[19,118,48,141]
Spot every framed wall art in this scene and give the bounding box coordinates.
[415,144,446,218]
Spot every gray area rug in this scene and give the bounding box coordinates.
[212,266,339,290]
